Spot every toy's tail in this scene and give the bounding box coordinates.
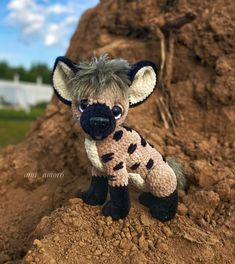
[166,157,187,191]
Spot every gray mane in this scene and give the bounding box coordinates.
[72,54,130,98]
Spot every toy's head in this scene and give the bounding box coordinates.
[52,54,157,140]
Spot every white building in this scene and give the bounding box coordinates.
[0,76,53,111]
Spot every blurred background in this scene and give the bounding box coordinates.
[0,0,98,147]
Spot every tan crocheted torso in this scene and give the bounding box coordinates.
[85,126,177,197]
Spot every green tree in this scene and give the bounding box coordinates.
[0,61,52,84]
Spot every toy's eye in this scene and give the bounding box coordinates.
[79,100,88,112]
[112,105,123,119]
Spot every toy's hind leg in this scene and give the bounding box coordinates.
[139,163,178,222]
[139,191,178,222]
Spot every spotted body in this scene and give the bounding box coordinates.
[85,126,177,197]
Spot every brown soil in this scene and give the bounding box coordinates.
[0,0,235,263]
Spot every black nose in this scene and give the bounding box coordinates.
[89,117,110,131]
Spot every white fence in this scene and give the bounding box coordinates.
[0,78,53,110]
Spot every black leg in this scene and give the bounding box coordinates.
[102,185,130,220]
[139,192,156,208]
[79,176,108,205]
[139,190,178,222]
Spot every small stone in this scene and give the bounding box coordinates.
[41,196,48,201]
[53,235,60,243]
[34,257,40,262]
[132,236,138,244]
[33,239,42,248]
[26,254,34,262]
[103,229,113,238]
[215,182,231,201]
[216,57,231,75]
[94,250,102,256]
[162,226,172,237]
[178,203,188,215]
[121,232,125,238]
[72,219,80,227]
[97,228,103,236]
[58,229,65,234]
[61,215,72,225]
[130,252,147,264]
[148,240,155,250]
[211,220,216,228]
[126,232,132,240]
[131,245,138,251]
[120,239,129,249]
[78,241,85,247]
[106,216,113,225]
[134,224,142,234]
[197,218,207,228]
[98,220,106,225]
[138,236,148,251]
[113,240,120,247]
[140,214,152,226]
[159,242,168,253]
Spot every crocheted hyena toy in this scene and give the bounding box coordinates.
[52,55,178,222]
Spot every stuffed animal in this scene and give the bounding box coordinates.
[52,54,178,222]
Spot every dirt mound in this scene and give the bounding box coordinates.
[22,197,234,264]
[0,0,235,263]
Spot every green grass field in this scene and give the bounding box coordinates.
[0,103,46,148]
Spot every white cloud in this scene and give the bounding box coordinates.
[6,0,95,47]
[46,3,74,15]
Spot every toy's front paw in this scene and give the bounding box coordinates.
[78,176,108,206]
[79,190,105,205]
[102,200,130,220]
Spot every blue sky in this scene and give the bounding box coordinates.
[0,0,99,69]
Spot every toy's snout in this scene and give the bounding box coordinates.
[89,117,110,131]
[80,103,116,140]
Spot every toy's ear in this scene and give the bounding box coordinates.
[52,56,78,106]
[128,61,158,107]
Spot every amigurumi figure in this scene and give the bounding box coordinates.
[52,54,178,222]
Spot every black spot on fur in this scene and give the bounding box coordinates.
[140,135,147,147]
[113,130,123,141]
[128,143,137,154]
[130,162,140,170]
[146,158,154,170]
[162,155,167,162]
[113,162,124,171]
[101,153,114,163]
[149,142,154,148]
[122,125,132,132]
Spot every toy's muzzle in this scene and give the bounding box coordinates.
[80,103,116,140]
[89,117,110,131]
